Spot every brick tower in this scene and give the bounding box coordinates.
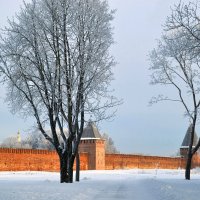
[79,122,105,170]
[180,124,200,167]
[180,125,199,157]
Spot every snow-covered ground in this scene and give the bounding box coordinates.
[0,169,200,200]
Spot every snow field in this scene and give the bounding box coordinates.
[0,169,200,200]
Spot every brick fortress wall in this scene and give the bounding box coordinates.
[180,147,200,168]
[1,133,200,171]
[105,154,186,170]
[0,148,88,171]
[1,123,200,171]
[1,147,198,171]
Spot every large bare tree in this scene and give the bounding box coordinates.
[0,0,119,183]
[149,1,200,180]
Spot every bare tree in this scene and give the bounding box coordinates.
[0,132,54,150]
[0,0,119,183]
[102,133,119,154]
[23,131,55,150]
[149,1,200,180]
[0,136,21,148]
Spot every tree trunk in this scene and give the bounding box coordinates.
[68,163,73,183]
[59,153,76,183]
[185,122,196,180]
[185,150,193,180]
[60,156,69,183]
[67,153,76,183]
[76,152,80,182]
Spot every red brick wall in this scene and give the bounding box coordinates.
[0,148,88,171]
[1,148,200,171]
[105,154,186,170]
[180,148,200,168]
[193,153,200,168]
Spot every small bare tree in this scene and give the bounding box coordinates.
[149,1,200,180]
[23,131,55,150]
[0,136,21,148]
[0,0,119,183]
[102,133,119,154]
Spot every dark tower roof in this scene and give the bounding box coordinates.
[181,125,199,147]
[81,122,102,139]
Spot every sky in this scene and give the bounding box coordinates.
[0,0,194,156]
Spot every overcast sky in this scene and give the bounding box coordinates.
[0,0,194,156]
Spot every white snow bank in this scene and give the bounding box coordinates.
[0,169,199,200]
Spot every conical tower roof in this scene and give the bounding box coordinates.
[181,124,199,147]
[81,121,102,139]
